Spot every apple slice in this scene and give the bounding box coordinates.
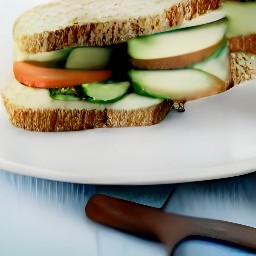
[221,2,256,37]
[130,42,223,70]
[65,47,113,70]
[14,44,72,63]
[129,69,226,101]
[192,44,230,82]
[128,18,227,66]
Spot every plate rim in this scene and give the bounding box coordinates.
[0,156,256,184]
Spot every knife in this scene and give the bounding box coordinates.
[86,194,256,255]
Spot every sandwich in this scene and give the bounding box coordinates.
[221,0,256,85]
[2,0,232,132]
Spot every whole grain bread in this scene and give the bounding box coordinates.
[230,52,256,85]
[228,35,256,85]
[2,95,172,132]
[14,0,220,54]
[229,35,256,55]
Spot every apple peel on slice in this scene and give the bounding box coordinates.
[129,69,227,102]
[128,19,227,69]
[130,42,223,70]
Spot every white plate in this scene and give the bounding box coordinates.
[1,1,256,185]
[1,81,256,184]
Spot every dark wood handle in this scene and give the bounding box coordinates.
[85,194,256,253]
[85,194,165,241]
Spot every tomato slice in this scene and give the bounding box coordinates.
[13,61,112,88]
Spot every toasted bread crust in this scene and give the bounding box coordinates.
[229,35,256,55]
[230,52,256,85]
[14,0,219,54]
[2,96,172,132]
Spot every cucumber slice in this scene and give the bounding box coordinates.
[129,69,225,101]
[128,18,227,60]
[81,81,130,103]
[192,43,230,82]
[65,47,113,70]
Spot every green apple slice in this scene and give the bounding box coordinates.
[65,47,113,70]
[221,2,256,37]
[128,18,227,60]
[14,44,72,63]
[192,43,230,82]
[129,69,226,101]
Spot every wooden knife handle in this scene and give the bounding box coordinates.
[85,194,256,253]
[86,194,164,241]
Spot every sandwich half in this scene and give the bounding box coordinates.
[222,0,256,84]
[2,0,230,132]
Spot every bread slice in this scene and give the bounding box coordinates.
[2,96,172,132]
[1,79,172,132]
[230,52,256,85]
[14,0,220,54]
[228,34,256,85]
[229,35,256,54]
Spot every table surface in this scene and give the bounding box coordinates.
[1,169,256,256]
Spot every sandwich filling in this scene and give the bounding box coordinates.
[221,0,256,85]
[9,13,231,110]
[222,1,256,38]
[222,1,256,55]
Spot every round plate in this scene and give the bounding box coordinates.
[1,1,256,185]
